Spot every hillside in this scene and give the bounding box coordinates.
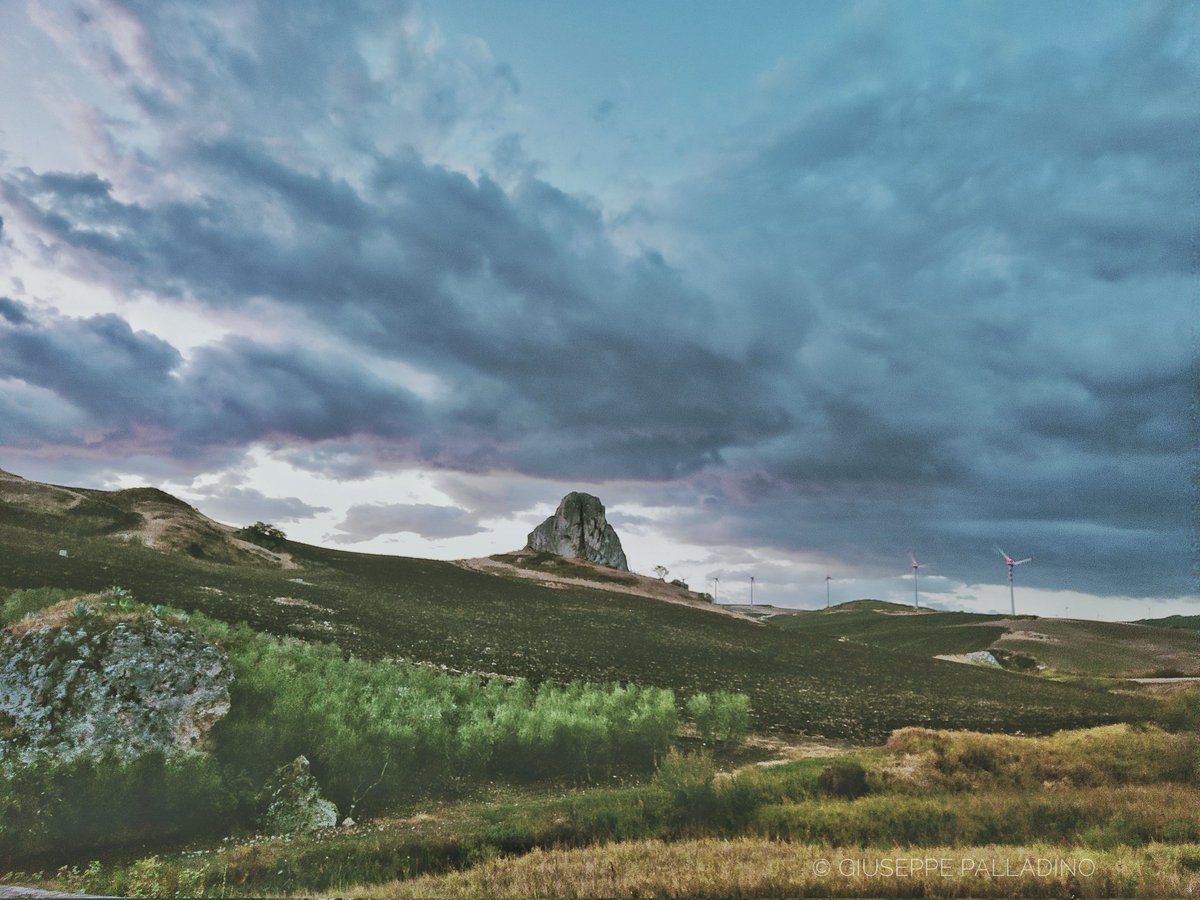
[0,471,1153,741]
[771,602,1200,677]
[0,468,291,567]
[1136,614,1200,632]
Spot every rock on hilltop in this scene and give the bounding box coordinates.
[525,492,629,571]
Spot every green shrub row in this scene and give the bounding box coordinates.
[206,621,681,814]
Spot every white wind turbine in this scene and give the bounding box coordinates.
[995,547,1033,615]
[909,553,926,608]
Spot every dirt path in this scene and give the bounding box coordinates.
[456,556,764,622]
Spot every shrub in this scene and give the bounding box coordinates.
[1155,690,1200,733]
[239,521,287,546]
[686,691,751,745]
[0,751,234,863]
[209,625,679,815]
[816,760,869,799]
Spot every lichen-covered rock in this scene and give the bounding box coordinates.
[259,755,339,835]
[525,492,629,571]
[0,616,231,765]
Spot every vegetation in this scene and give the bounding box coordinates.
[1136,614,1200,632]
[17,721,1200,897]
[3,480,1198,897]
[206,619,681,815]
[0,752,235,863]
[685,691,751,745]
[2,592,757,868]
[238,521,287,546]
[347,840,1200,899]
[0,586,79,626]
[771,602,1200,677]
[0,508,1155,740]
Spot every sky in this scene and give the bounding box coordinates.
[0,0,1195,620]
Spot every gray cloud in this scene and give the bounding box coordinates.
[188,480,331,526]
[330,502,485,543]
[0,2,1193,599]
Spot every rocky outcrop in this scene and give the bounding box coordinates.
[0,613,232,765]
[259,755,339,835]
[525,492,629,571]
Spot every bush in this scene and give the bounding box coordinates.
[685,691,751,745]
[209,625,679,815]
[0,751,234,863]
[239,521,287,546]
[1155,691,1200,733]
[816,760,869,799]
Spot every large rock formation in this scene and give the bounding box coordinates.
[525,492,629,571]
[0,606,232,765]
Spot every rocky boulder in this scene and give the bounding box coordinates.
[525,492,629,571]
[259,755,339,835]
[0,610,232,765]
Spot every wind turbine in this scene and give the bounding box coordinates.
[825,574,832,609]
[995,547,1033,615]
[750,576,755,606]
[909,554,925,608]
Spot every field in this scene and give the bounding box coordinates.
[771,601,1200,677]
[0,476,1155,742]
[3,471,1198,899]
[11,724,1200,898]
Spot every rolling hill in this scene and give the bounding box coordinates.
[0,468,1155,741]
[769,601,1200,677]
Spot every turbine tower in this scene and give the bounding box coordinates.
[825,574,832,609]
[995,547,1033,615]
[909,554,923,608]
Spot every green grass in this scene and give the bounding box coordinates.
[992,619,1200,677]
[770,603,1010,656]
[772,602,1200,677]
[0,499,1154,741]
[20,724,1200,897]
[1136,615,1200,632]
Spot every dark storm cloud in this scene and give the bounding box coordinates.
[0,306,426,463]
[1,2,1194,598]
[0,297,30,324]
[330,502,485,543]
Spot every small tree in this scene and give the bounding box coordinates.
[653,565,670,581]
[241,521,287,547]
[686,691,751,745]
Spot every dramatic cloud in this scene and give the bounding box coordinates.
[0,1,1193,605]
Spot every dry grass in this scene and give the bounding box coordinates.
[885,724,1199,789]
[3,594,146,637]
[344,838,1200,898]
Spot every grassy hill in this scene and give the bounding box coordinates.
[1136,614,1200,632]
[769,602,1200,677]
[768,601,1011,657]
[0,471,1153,741]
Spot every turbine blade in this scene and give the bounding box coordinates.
[995,546,1008,560]
[1015,557,1032,565]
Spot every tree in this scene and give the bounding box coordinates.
[653,565,669,580]
[241,521,287,546]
